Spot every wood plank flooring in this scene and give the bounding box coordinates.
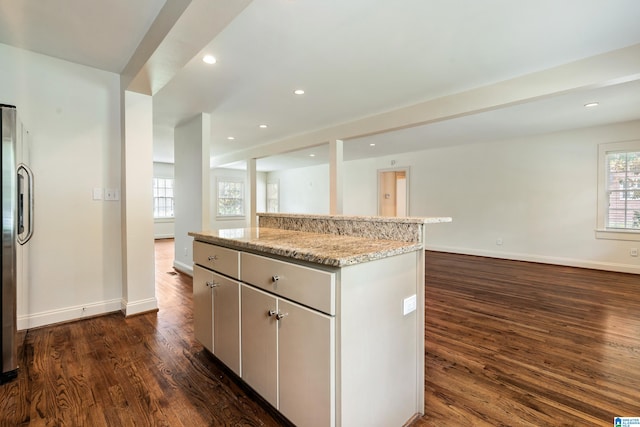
[0,239,291,426]
[415,251,640,427]
[2,242,639,426]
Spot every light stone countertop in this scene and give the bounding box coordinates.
[188,227,425,267]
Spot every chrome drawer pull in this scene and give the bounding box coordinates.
[208,255,218,261]
[272,275,280,283]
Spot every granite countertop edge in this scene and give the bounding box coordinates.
[188,229,424,267]
[257,212,452,224]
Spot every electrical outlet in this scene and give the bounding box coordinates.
[631,248,638,257]
[496,238,503,246]
[105,188,120,201]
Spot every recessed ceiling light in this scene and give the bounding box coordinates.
[309,153,315,157]
[294,89,305,95]
[227,136,235,140]
[259,124,268,129]
[584,102,599,108]
[369,143,376,147]
[203,55,216,64]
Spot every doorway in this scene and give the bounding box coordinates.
[378,168,409,217]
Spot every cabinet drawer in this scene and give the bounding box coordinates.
[241,252,335,315]
[194,241,240,279]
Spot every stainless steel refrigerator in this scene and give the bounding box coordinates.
[1,103,34,384]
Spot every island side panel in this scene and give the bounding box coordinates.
[416,226,426,413]
[338,251,421,427]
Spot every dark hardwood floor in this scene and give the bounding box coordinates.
[0,239,290,427]
[2,241,639,426]
[416,251,640,427]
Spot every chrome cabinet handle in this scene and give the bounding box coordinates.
[208,255,218,261]
[206,281,214,288]
[272,275,280,283]
[211,282,220,288]
[267,309,287,320]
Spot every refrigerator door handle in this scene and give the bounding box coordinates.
[17,163,34,245]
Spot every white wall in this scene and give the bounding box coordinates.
[1,43,124,327]
[121,91,157,316]
[153,162,175,239]
[256,170,267,214]
[267,164,330,214]
[174,114,210,275]
[278,120,640,274]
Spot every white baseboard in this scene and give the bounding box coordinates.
[154,234,174,239]
[173,260,193,277]
[17,298,122,330]
[121,297,159,317]
[425,245,640,275]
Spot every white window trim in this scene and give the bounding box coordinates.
[154,217,175,224]
[216,176,246,219]
[596,139,640,241]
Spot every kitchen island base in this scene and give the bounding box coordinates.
[190,213,451,427]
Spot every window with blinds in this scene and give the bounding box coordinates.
[266,181,279,213]
[217,178,245,217]
[606,150,640,229]
[153,178,174,218]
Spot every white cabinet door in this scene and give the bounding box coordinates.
[241,285,278,407]
[193,265,213,352]
[278,299,335,427]
[212,271,241,375]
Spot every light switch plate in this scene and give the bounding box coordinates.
[92,188,103,200]
[403,294,417,315]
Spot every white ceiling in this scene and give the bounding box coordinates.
[2,0,640,171]
[0,0,166,73]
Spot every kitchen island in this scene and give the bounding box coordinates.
[189,213,451,427]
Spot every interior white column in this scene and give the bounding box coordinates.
[330,139,344,214]
[173,113,211,275]
[247,158,257,227]
[121,90,158,316]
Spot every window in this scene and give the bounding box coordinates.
[217,178,245,217]
[597,140,640,240]
[266,181,279,213]
[153,178,174,218]
[606,151,640,229]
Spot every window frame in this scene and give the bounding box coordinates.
[216,176,246,219]
[596,140,640,241]
[153,177,175,219]
[266,180,279,213]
